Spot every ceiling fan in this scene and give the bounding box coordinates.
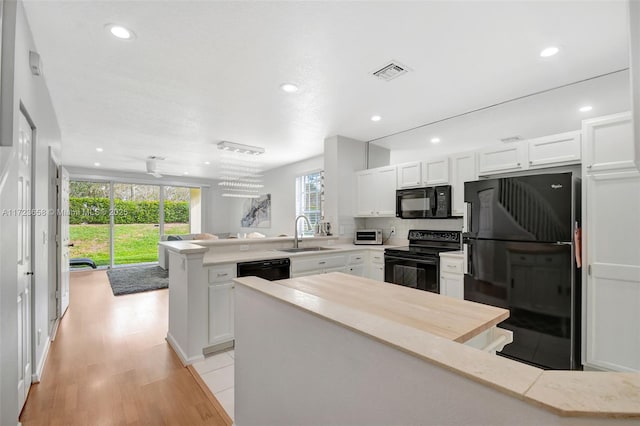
[146,156,165,178]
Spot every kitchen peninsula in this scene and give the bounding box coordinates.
[234,273,640,426]
[160,235,389,364]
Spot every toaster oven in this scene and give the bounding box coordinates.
[354,229,383,245]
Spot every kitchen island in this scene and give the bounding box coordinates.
[160,237,391,364]
[234,272,640,426]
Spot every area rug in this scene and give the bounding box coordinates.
[106,265,169,296]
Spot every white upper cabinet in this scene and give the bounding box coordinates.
[582,112,635,173]
[450,152,477,217]
[396,162,422,188]
[356,165,397,217]
[423,157,449,185]
[527,131,581,168]
[477,143,527,175]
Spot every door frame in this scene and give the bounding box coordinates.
[48,148,61,340]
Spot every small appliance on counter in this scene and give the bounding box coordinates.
[354,229,383,245]
[314,221,332,236]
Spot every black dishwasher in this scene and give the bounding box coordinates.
[237,258,290,281]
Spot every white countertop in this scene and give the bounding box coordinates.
[159,239,392,266]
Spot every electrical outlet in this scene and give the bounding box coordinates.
[390,226,396,235]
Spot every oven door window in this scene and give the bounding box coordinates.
[384,255,439,293]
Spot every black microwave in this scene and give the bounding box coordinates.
[396,186,452,219]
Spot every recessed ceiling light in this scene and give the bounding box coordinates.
[96,147,104,152]
[280,83,299,93]
[94,162,101,167]
[430,137,441,144]
[579,105,593,112]
[106,24,136,40]
[371,115,382,122]
[204,161,211,165]
[540,46,559,58]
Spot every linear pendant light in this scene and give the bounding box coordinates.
[217,141,266,198]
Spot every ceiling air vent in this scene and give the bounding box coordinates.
[372,60,410,81]
[500,136,522,143]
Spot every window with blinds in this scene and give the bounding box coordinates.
[295,171,324,236]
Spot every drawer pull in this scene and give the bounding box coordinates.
[447,264,457,269]
[319,261,326,265]
[217,273,229,277]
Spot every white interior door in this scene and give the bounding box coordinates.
[17,111,33,413]
[58,167,70,317]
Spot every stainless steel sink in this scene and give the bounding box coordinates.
[277,247,335,253]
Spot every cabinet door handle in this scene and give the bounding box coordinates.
[587,165,593,169]
[319,261,326,265]
[517,162,521,166]
[529,160,532,165]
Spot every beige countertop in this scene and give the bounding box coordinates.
[439,250,464,258]
[275,272,508,343]
[160,238,391,266]
[235,272,640,419]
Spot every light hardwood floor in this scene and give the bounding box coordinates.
[20,270,229,426]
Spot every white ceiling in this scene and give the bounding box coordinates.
[23,0,630,179]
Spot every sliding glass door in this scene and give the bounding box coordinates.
[112,183,160,266]
[69,179,202,268]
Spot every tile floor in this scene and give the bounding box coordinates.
[192,350,236,421]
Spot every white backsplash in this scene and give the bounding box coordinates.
[356,217,463,244]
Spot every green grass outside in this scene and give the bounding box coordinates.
[70,222,190,266]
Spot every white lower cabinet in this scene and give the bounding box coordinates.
[207,263,236,347]
[439,255,464,299]
[346,252,366,277]
[208,282,234,346]
[290,254,348,277]
[368,251,385,282]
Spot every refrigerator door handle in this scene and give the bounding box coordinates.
[554,242,572,246]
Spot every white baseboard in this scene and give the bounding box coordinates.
[32,336,51,383]
[166,333,204,366]
[50,318,60,341]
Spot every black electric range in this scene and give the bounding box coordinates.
[384,230,461,293]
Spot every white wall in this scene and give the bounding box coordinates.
[324,135,366,237]
[630,0,640,168]
[223,155,323,237]
[0,1,62,423]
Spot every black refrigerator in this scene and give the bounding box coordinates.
[463,172,581,370]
